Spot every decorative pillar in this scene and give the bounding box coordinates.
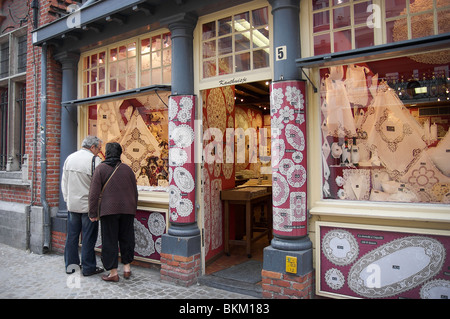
[54,51,80,218]
[262,0,313,299]
[160,12,201,287]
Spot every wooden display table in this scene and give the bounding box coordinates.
[221,186,272,258]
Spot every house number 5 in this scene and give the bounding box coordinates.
[276,45,287,61]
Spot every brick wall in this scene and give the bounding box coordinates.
[261,270,313,299]
[51,231,66,253]
[160,253,201,287]
[0,0,63,206]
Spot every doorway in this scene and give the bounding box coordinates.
[200,80,272,296]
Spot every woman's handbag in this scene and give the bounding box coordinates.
[97,163,121,219]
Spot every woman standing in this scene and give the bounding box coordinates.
[89,142,138,282]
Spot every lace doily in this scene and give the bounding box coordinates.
[322,229,359,266]
[171,124,194,148]
[348,236,445,298]
[273,207,291,233]
[290,191,306,222]
[173,167,195,193]
[272,172,289,206]
[286,164,306,188]
[285,123,305,151]
[169,147,188,167]
[168,184,181,208]
[177,198,193,217]
[325,268,345,290]
[420,279,450,299]
[271,138,285,168]
[148,212,165,237]
[134,219,155,257]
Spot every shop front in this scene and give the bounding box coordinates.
[30,0,450,299]
[300,0,450,299]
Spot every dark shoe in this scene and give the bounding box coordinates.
[123,271,131,279]
[102,273,119,282]
[83,267,104,276]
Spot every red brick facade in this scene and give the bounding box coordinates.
[160,253,201,287]
[261,270,313,299]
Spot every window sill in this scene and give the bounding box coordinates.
[0,171,30,186]
[137,190,169,209]
[310,199,450,223]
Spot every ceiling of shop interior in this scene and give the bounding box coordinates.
[234,80,271,114]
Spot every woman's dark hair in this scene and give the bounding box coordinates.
[105,142,122,159]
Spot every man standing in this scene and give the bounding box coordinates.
[61,136,104,276]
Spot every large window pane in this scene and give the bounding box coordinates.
[320,53,450,204]
[314,33,331,55]
[333,6,351,29]
[218,36,232,55]
[314,11,330,33]
[235,52,250,72]
[253,49,269,69]
[235,32,251,52]
[386,0,407,18]
[252,7,268,27]
[334,29,352,52]
[355,26,374,49]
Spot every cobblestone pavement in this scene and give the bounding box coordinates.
[0,243,255,300]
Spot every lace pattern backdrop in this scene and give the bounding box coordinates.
[202,86,235,261]
[317,222,450,299]
[270,80,307,237]
[95,209,168,262]
[88,92,171,191]
[168,95,196,224]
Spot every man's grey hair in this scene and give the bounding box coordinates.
[81,136,102,149]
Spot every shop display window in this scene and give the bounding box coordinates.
[87,91,170,191]
[320,51,450,204]
[201,6,270,79]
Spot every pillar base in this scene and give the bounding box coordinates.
[168,222,200,237]
[262,239,313,299]
[160,231,201,286]
[271,236,312,251]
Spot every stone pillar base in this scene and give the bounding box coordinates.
[160,233,201,287]
[262,245,313,299]
[160,253,201,287]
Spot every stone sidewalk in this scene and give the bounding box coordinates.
[0,243,255,299]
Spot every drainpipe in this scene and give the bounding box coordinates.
[27,0,39,252]
[40,43,51,253]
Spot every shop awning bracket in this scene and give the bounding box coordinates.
[300,67,318,93]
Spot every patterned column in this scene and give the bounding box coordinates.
[168,95,196,225]
[271,80,307,239]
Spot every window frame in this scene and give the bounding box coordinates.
[0,26,28,173]
[79,29,172,99]
[196,0,273,91]
[302,2,450,223]
[309,0,450,57]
